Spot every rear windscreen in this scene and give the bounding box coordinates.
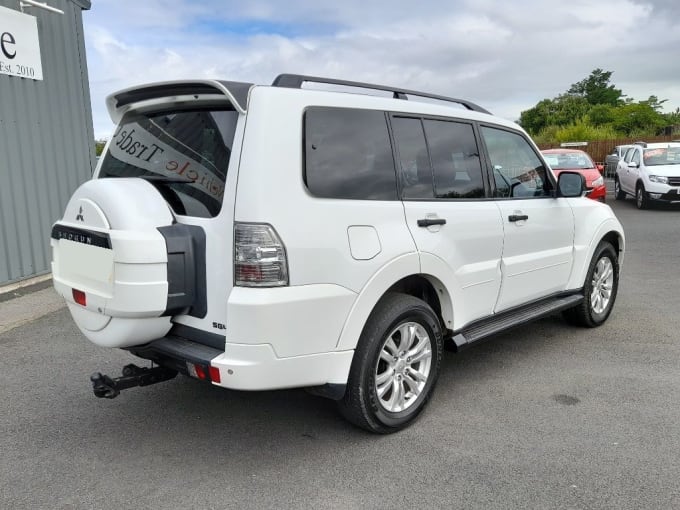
[99,107,239,218]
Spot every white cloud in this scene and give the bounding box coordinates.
[84,0,680,138]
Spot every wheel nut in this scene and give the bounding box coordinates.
[407,357,411,362]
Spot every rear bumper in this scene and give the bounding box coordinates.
[129,330,354,392]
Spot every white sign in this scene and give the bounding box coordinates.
[0,6,43,80]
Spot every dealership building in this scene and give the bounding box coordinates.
[0,0,94,286]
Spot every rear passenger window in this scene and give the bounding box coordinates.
[304,107,397,200]
[423,120,485,198]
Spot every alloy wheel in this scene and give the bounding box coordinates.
[374,321,432,413]
[590,257,614,314]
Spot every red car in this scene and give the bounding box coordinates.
[541,149,606,202]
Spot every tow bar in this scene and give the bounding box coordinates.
[90,364,178,399]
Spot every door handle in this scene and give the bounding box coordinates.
[508,214,528,222]
[417,218,446,227]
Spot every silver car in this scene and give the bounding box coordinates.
[605,144,633,177]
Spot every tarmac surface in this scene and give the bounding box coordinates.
[1,195,679,509]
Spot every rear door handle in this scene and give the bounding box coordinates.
[508,214,528,222]
[417,218,446,227]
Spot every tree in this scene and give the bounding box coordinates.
[95,139,107,156]
[588,104,616,126]
[568,68,623,106]
[610,103,666,136]
[639,95,667,111]
[519,94,590,134]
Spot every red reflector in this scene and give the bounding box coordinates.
[72,289,86,306]
[194,364,207,380]
[209,366,221,383]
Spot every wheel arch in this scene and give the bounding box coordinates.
[335,254,454,351]
[567,219,625,290]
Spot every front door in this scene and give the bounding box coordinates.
[479,126,575,312]
[619,146,637,194]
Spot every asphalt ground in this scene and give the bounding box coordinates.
[1,194,679,509]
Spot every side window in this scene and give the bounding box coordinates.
[304,107,397,200]
[422,120,485,199]
[480,126,551,198]
[631,149,641,166]
[391,116,434,199]
[623,148,635,163]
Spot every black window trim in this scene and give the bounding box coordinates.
[387,112,491,202]
[300,105,556,203]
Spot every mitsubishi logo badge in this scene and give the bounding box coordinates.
[76,206,84,222]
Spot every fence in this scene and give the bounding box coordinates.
[536,135,678,166]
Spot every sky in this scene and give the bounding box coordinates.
[83,0,680,139]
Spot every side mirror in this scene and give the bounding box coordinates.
[556,172,585,198]
[596,164,604,173]
[628,161,639,168]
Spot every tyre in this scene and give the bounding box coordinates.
[614,177,626,200]
[636,183,650,210]
[563,241,619,328]
[338,293,443,433]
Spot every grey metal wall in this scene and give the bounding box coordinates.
[0,0,94,285]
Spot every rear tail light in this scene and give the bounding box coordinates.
[72,288,86,306]
[234,223,288,287]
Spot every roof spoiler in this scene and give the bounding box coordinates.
[106,79,254,123]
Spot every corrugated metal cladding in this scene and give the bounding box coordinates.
[0,0,94,285]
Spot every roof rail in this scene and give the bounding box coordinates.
[271,74,491,115]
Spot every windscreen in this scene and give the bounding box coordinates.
[543,152,594,170]
[643,147,680,166]
[99,107,239,218]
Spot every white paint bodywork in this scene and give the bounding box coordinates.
[54,81,625,392]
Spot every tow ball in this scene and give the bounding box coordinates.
[90,364,178,399]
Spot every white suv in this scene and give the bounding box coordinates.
[51,74,625,433]
[614,142,680,208]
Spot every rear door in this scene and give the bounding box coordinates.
[479,125,575,312]
[98,105,243,342]
[394,115,504,328]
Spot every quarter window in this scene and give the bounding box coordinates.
[304,107,397,200]
[481,126,551,198]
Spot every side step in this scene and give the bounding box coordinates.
[452,293,583,349]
